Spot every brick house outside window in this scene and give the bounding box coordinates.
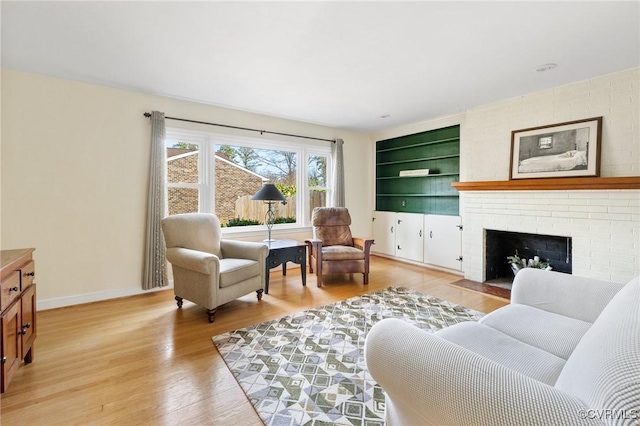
[167,148,266,223]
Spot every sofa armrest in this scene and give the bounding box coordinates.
[165,247,219,275]
[511,268,626,323]
[220,239,268,262]
[365,319,601,426]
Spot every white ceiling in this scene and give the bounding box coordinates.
[2,1,639,132]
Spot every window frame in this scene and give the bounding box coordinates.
[165,128,332,236]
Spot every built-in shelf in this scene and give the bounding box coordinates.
[377,193,458,197]
[377,173,459,180]
[376,125,460,215]
[451,176,640,191]
[376,154,459,166]
[375,136,460,153]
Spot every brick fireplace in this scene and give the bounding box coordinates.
[458,185,639,284]
[485,230,572,283]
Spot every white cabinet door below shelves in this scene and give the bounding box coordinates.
[395,213,424,262]
[424,215,462,271]
[372,211,396,256]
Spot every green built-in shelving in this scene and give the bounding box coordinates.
[376,125,460,215]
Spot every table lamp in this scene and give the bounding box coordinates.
[251,183,286,241]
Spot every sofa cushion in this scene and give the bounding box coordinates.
[219,258,260,288]
[479,304,592,360]
[555,277,640,412]
[437,321,566,385]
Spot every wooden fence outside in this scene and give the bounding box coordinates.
[234,191,326,223]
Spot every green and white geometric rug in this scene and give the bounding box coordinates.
[212,287,483,426]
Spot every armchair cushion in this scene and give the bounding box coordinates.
[321,245,365,261]
[312,207,353,246]
[162,213,223,257]
[219,258,261,288]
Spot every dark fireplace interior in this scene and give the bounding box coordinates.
[485,230,572,283]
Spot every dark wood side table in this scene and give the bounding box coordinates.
[265,240,307,294]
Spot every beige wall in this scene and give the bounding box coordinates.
[1,70,373,308]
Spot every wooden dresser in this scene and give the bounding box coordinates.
[0,248,36,393]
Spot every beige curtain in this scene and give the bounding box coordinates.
[143,111,168,289]
[331,138,345,207]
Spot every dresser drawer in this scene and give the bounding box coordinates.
[1,271,21,312]
[21,261,35,289]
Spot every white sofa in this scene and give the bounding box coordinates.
[365,269,639,425]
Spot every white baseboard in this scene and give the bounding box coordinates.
[371,253,464,276]
[37,283,173,311]
[37,262,339,311]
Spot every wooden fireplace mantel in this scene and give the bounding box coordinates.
[451,176,640,191]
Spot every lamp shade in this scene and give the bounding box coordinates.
[251,183,286,202]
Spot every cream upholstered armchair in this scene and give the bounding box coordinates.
[161,213,268,323]
[305,207,374,287]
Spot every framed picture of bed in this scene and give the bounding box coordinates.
[510,117,602,180]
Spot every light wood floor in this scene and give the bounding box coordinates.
[0,256,508,425]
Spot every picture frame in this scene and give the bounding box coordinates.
[510,117,602,180]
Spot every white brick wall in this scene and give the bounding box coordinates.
[462,190,640,283]
[462,68,639,181]
[461,68,639,284]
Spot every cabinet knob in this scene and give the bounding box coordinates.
[9,286,19,292]
[23,323,31,329]
[1,356,6,364]
[25,272,35,277]
[19,329,27,335]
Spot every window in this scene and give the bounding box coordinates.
[166,139,202,215]
[165,129,332,231]
[308,154,329,219]
[538,136,553,149]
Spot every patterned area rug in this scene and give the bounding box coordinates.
[212,287,483,426]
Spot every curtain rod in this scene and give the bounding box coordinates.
[143,112,335,143]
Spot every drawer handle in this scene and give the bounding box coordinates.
[9,286,19,292]
[25,272,35,277]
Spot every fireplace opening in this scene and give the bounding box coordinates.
[485,230,572,285]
